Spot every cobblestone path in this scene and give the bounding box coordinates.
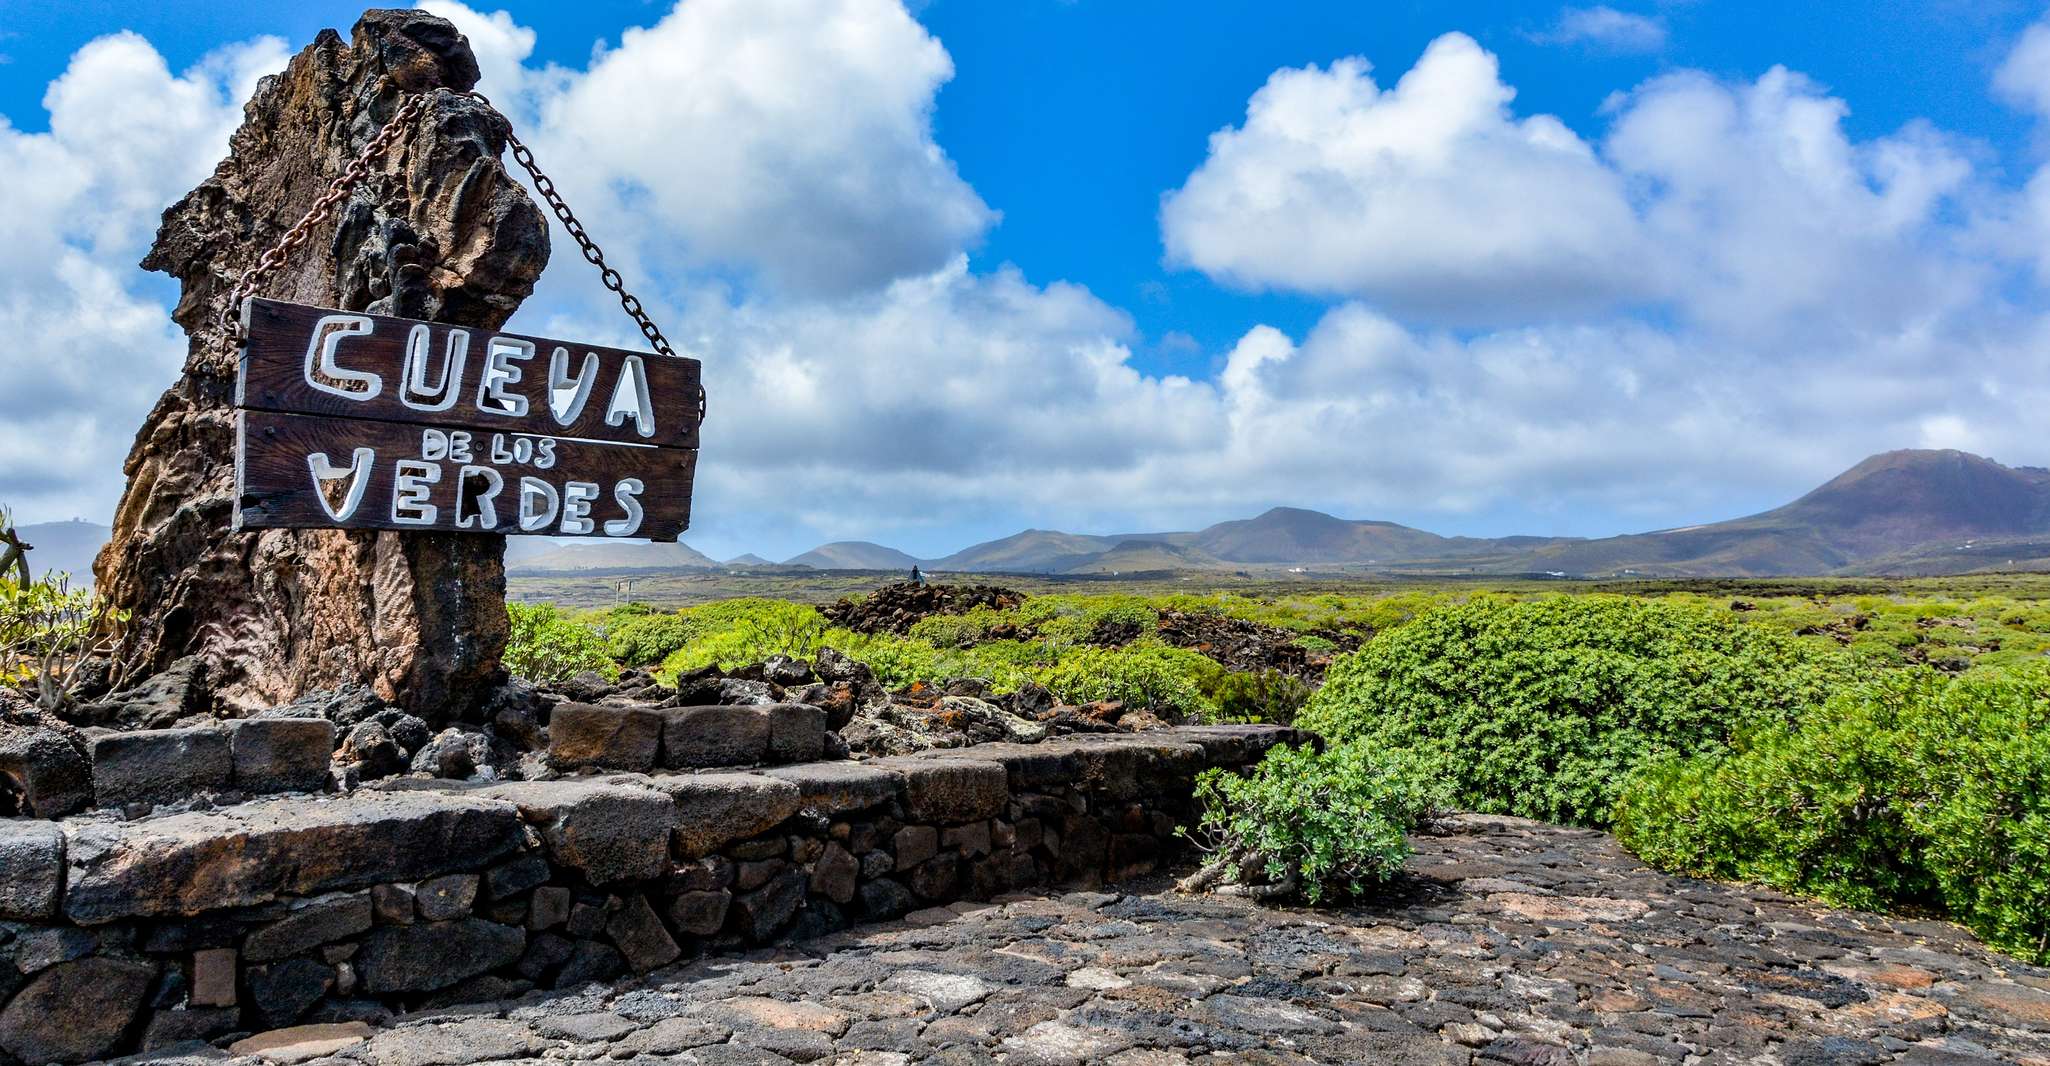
[169,815,2050,1066]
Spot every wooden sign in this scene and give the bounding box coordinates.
[237,299,700,448]
[232,299,702,541]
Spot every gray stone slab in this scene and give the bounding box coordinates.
[91,727,231,808]
[63,791,527,922]
[761,761,904,813]
[474,779,679,886]
[230,718,335,794]
[635,772,801,860]
[0,818,64,920]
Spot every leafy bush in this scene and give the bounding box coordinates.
[656,599,829,676]
[1031,643,1215,718]
[1614,664,2050,963]
[0,573,127,711]
[1200,667,1312,725]
[504,602,615,685]
[1186,741,1444,903]
[604,612,693,667]
[1301,596,1853,826]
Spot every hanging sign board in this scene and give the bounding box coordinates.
[231,298,702,542]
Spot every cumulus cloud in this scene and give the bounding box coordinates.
[1532,6,1668,53]
[1995,16,2050,119]
[1164,34,1983,335]
[0,31,288,523]
[511,0,992,297]
[1160,34,1650,322]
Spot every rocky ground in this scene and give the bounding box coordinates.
[140,815,2050,1066]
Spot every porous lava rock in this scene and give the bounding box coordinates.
[821,582,1025,636]
[94,8,549,723]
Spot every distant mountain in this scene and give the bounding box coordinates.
[784,541,922,570]
[1185,507,1462,564]
[724,553,773,567]
[931,529,1130,572]
[11,520,109,583]
[1511,450,2050,577]
[1054,539,1229,574]
[507,540,719,572]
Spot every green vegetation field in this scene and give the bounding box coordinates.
[509,572,2050,963]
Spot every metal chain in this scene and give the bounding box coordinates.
[221,92,429,330]
[225,86,700,422]
[466,90,679,362]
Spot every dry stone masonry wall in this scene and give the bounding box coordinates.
[0,724,1307,1063]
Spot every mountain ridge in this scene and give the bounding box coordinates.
[24,450,2050,580]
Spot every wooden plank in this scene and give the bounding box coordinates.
[234,410,696,541]
[237,298,702,449]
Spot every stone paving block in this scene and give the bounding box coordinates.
[761,760,905,813]
[0,818,64,920]
[62,791,527,922]
[415,873,480,921]
[548,703,662,772]
[870,756,1009,823]
[638,772,801,859]
[475,780,679,886]
[765,703,825,763]
[230,717,335,794]
[658,705,772,768]
[354,919,525,994]
[243,891,372,962]
[91,726,231,808]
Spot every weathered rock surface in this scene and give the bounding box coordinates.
[0,695,92,817]
[475,779,678,885]
[93,8,548,721]
[0,818,64,920]
[62,790,525,921]
[645,772,802,860]
[90,726,233,807]
[0,956,154,1064]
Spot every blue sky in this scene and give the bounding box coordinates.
[4,1,2050,560]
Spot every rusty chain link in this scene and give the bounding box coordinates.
[222,91,428,330]
[464,90,679,362]
[224,86,702,422]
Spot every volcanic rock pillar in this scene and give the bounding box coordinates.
[94,10,549,720]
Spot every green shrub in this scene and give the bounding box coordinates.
[1031,643,1215,719]
[0,572,127,711]
[1200,668,1312,725]
[1188,741,1445,903]
[1301,596,1852,826]
[604,612,692,667]
[505,602,615,685]
[1614,664,2050,963]
[655,599,829,677]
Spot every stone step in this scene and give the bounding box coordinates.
[61,789,527,923]
[548,702,824,772]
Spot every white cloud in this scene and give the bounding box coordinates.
[1533,6,1668,54]
[1160,34,1650,322]
[0,31,288,523]
[1995,16,2050,119]
[484,0,994,297]
[1164,35,1983,336]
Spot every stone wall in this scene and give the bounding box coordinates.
[0,725,1308,1064]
